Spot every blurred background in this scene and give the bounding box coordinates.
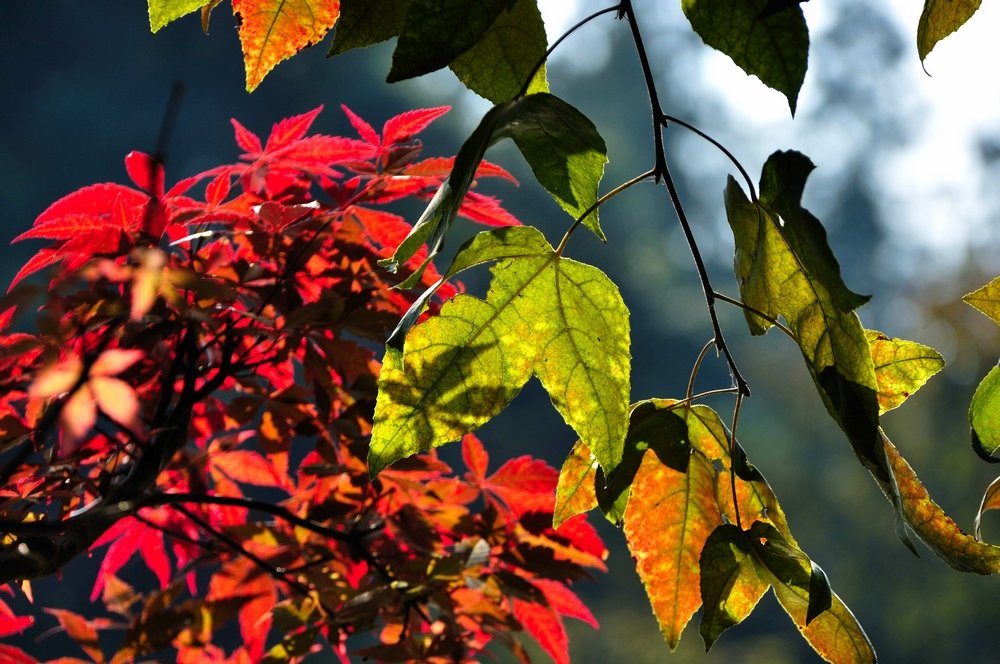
[3,1,1000,661]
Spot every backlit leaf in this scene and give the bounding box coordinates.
[554,441,598,528]
[746,521,874,663]
[388,0,508,83]
[46,609,102,663]
[970,366,1000,461]
[624,447,722,650]
[963,275,1000,327]
[865,329,944,414]
[681,0,808,114]
[494,94,607,240]
[513,598,569,664]
[448,0,549,102]
[371,227,630,475]
[725,151,891,509]
[148,0,210,32]
[232,0,342,91]
[917,0,982,63]
[885,433,1000,573]
[698,524,768,650]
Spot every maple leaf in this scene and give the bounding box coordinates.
[89,516,171,601]
[29,348,145,452]
[229,106,376,194]
[462,435,557,518]
[232,0,343,91]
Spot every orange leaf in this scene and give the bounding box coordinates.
[45,609,103,663]
[211,449,284,487]
[623,448,722,650]
[884,434,1000,572]
[90,377,141,433]
[232,0,342,91]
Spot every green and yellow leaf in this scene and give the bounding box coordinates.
[371,227,630,475]
[148,0,210,32]
[963,275,1000,327]
[917,0,982,63]
[865,329,944,414]
[448,0,549,103]
[970,366,1000,461]
[554,440,598,529]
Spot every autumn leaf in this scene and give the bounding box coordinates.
[884,433,1000,573]
[963,275,1000,326]
[232,0,343,91]
[553,441,599,528]
[623,446,722,650]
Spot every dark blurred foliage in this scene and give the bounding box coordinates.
[4,1,1000,662]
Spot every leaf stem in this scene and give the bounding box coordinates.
[729,390,745,530]
[555,168,655,255]
[712,291,795,339]
[686,338,717,406]
[660,113,758,202]
[518,5,623,99]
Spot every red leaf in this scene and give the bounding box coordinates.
[211,450,283,487]
[231,118,263,155]
[90,517,166,600]
[30,183,147,228]
[7,248,61,289]
[341,104,380,146]
[0,597,33,637]
[553,514,607,562]
[533,578,598,629]
[483,456,558,517]
[124,151,165,196]
[458,191,522,227]
[0,644,36,664]
[382,106,450,145]
[264,106,324,152]
[205,172,233,208]
[513,599,569,664]
[462,434,489,479]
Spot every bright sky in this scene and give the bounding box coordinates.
[537,1,1000,277]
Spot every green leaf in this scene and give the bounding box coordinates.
[725,151,887,494]
[917,0,982,64]
[681,0,808,115]
[448,0,548,102]
[698,524,769,650]
[865,329,944,414]
[371,227,630,475]
[554,440,598,529]
[970,366,1000,461]
[495,94,607,240]
[963,275,1000,326]
[328,0,412,55]
[148,0,209,32]
[624,447,722,650]
[381,93,606,277]
[388,0,509,82]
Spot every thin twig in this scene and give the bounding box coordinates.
[713,291,795,339]
[661,113,758,202]
[686,339,717,406]
[555,169,656,255]
[518,5,623,99]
